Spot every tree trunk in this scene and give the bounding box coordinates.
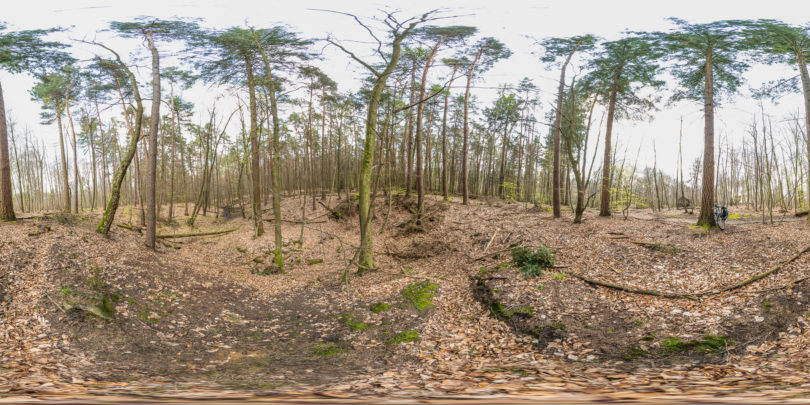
[599,66,622,216]
[56,110,70,212]
[144,32,160,250]
[64,83,79,213]
[96,56,145,236]
[552,51,575,218]
[462,49,483,205]
[415,35,445,223]
[254,34,285,271]
[441,66,458,200]
[0,82,15,220]
[246,57,264,237]
[697,48,716,227]
[796,51,810,219]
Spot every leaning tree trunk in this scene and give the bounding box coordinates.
[0,82,15,221]
[144,32,161,250]
[697,48,717,227]
[96,52,145,236]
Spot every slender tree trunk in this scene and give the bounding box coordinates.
[254,34,285,271]
[144,32,160,249]
[552,51,575,218]
[462,49,483,205]
[415,35,445,223]
[64,83,79,213]
[246,57,264,237]
[56,110,70,212]
[441,66,458,200]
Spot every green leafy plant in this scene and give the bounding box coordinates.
[510,246,555,277]
[370,302,390,313]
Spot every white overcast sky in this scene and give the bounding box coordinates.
[2,0,810,176]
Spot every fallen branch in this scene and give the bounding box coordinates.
[116,223,142,233]
[708,244,810,295]
[264,218,327,224]
[561,270,699,301]
[481,228,500,256]
[156,228,239,239]
[559,243,810,300]
[317,200,342,219]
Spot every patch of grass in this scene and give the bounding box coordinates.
[763,301,772,308]
[307,258,324,265]
[537,284,545,291]
[549,322,566,330]
[401,279,438,312]
[225,314,242,323]
[727,213,742,220]
[204,328,225,335]
[553,272,566,280]
[60,286,72,296]
[236,247,246,253]
[642,333,656,341]
[337,313,370,331]
[252,257,264,264]
[385,329,419,344]
[510,245,555,277]
[370,302,390,313]
[313,343,347,357]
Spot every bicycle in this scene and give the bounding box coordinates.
[713,204,728,231]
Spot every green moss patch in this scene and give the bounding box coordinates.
[385,329,418,344]
[370,302,390,313]
[313,342,347,357]
[337,313,370,331]
[401,280,438,312]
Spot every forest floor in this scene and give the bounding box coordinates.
[2,194,810,402]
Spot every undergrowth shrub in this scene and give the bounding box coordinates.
[510,246,555,277]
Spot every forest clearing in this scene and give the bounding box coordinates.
[4,1,810,403]
[3,196,810,401]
